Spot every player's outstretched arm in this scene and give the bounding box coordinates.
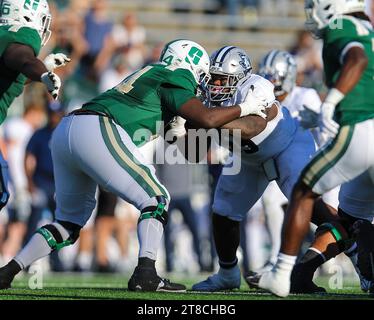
[3,43,62,99]
[219,103,278,140]
[178,94,267,129]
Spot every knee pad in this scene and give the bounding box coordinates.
[139,196,169,226]
[37,220,82,251]
[315,222,349,252]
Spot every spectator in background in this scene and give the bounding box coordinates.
[1,105,45,264]
[144,43,165,66]
[290,30,324,91]
[111,12,146,70]
[99,54,132,93]
[158,162,208,273]
[24,101,66,271]
[93,187,118,273]
[81,0,113,80]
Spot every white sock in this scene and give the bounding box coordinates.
[263,203,284,264]
[14,233,53,269]
[274,253,297,277]
[14,223,70,269]
[137,218,164,261]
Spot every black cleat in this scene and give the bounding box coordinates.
[291,265,326,294]
[353,220,374,282]
[0,260,21,290]
[128,266,186,292]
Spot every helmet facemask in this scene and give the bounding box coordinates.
[207,47,253,103]
[207,70,245,102]
[40,13,52,46]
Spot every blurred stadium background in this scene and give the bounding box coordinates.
[0,0,373,291]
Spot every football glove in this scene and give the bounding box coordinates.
[319,88,344,139]
[44,53,71,72]
[168,116,187,138]
[238,88,268,119]
[41,71,61,100]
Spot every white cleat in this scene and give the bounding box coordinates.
[258,270,291,298]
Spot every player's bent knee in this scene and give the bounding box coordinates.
[37,220,82,251]
[138,195,169,226]
[315,222,350,251]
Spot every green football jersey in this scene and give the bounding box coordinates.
[82,63,197,146]
[322,16,374,126]
[0,25,41,124]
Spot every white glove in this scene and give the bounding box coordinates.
[238,90,268,119]
[41,71,61,100]
[167,116,186,138]
[44,53,71,72]
[299,104,319,129]
[319,88,344,138]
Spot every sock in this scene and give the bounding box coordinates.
[14,224,69,269]
[138,257,156,269]
[292,248,326,282]
[263,202,284,264]
[14,233,54,269]
[274,253,297,278]
[212,213,240,269]
[137,218,163,261]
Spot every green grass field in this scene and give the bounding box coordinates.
[0,272,371,300]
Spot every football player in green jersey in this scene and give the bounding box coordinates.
[0,0,70,210]
[0,39,269,291]
[250,0,374,297]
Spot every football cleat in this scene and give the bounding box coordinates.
[246,270,291,297]
[128,266,186,292]
[192,265,241,292]
[0,260,21,290]
[290,270,326,294]
[245,272,261,289]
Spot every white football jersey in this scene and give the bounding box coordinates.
[221,74,298,164]
[282,86,321,118]
[282,86,325,146]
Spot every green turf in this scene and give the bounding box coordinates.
[0,272,371,300]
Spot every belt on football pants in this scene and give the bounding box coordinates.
[68,109,111,118]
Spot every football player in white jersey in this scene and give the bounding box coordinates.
[192,46,319,292]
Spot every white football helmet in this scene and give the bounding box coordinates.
[258,50,297,97]
[305,0,366,37]
[208,46,253,103]
[0,0,52,46]
[159,39,211,89]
